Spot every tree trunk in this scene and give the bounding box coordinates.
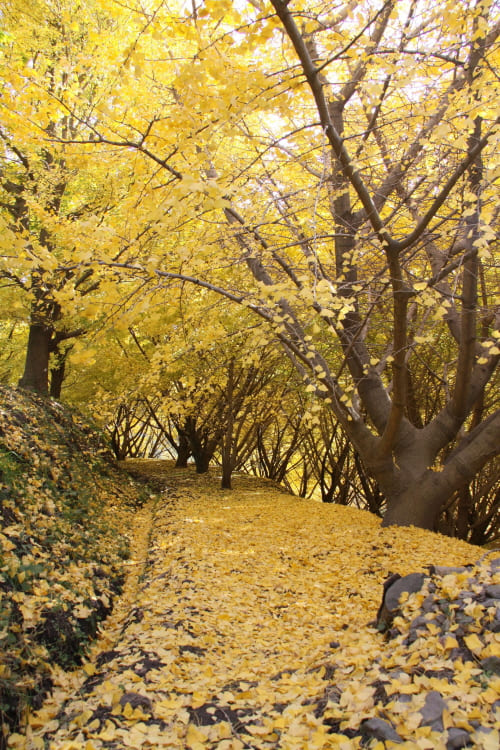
[193,450,211,474]
[220,421,233,488]
[220,359,235,489]
[221,456,232,489]
[49,357,66,399]
[175,431,191,467]
[185,427,212,474]
[455,486,473,540]
[181,416,221,474]
[371,398,496,533]
[380,413,500,529]
[381,483,443,529]
[18,322,52,395]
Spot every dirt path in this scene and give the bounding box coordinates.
[11,464,496,750]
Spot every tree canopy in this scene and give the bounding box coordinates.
[0,0,498,532]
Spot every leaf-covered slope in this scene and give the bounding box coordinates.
[13,462,499,750]
[0,387,144,746]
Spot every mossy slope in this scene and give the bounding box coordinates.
[0,387,143,747]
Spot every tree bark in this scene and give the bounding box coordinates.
[220,358,235,490]
[18,322,52,395]
[49,355,66,399]
[174,432,191,467]
[381,411,500,528]
[193,450,211,474]
[183,419,216,474]
[221,450,232,489]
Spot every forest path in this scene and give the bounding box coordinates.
[12,463,494,750]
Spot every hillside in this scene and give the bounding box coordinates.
[0,387,149,747]
[1,391,499,749]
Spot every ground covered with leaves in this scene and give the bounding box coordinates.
[0,388,146,747]
[10,460,499,750]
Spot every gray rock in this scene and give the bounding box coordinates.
[455,611,474,626]
[491,609,500,633]
[449,646,473,662]
[361,717,403,743]
[384,573,426,612]
[397,694,413,704]
[446,727,472,749]
[410,614,431,631]
[421,594,436,613]
[432,613,448,627]
[420,690,448,730]
[484,584,500,599]
[457,591,475,603]
[481,598,499,610]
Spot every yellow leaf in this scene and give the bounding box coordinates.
[481,687,500,704]
[7,734,28,748]
[186,724,209,747]
[98,721,116,741]
[74,604,93,619]
[464,634,483,653]
[471,729,499,750]
[482,642,500,658]
[0,533,16,551]
[41,720,59,733]
[443,636,459,650]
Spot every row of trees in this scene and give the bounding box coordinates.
[0,0,498,536]
[102,337,498,544]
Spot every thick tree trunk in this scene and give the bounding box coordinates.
[381,482,444,529]
[174,430,191,467]
[185,426,212,473]
[181,416,221,474]
[193,450,211,474]
[18,322,52,395]
[379,411,500,528]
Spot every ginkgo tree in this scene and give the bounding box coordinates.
[83,0,497,530]
[1,0,498,531]
[248,0,499,530]
[0,0,162,395]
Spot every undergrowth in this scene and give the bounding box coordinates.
[0,387,148,748]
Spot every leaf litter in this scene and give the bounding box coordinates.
[0,387,145,746]
[8,461,500,749]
